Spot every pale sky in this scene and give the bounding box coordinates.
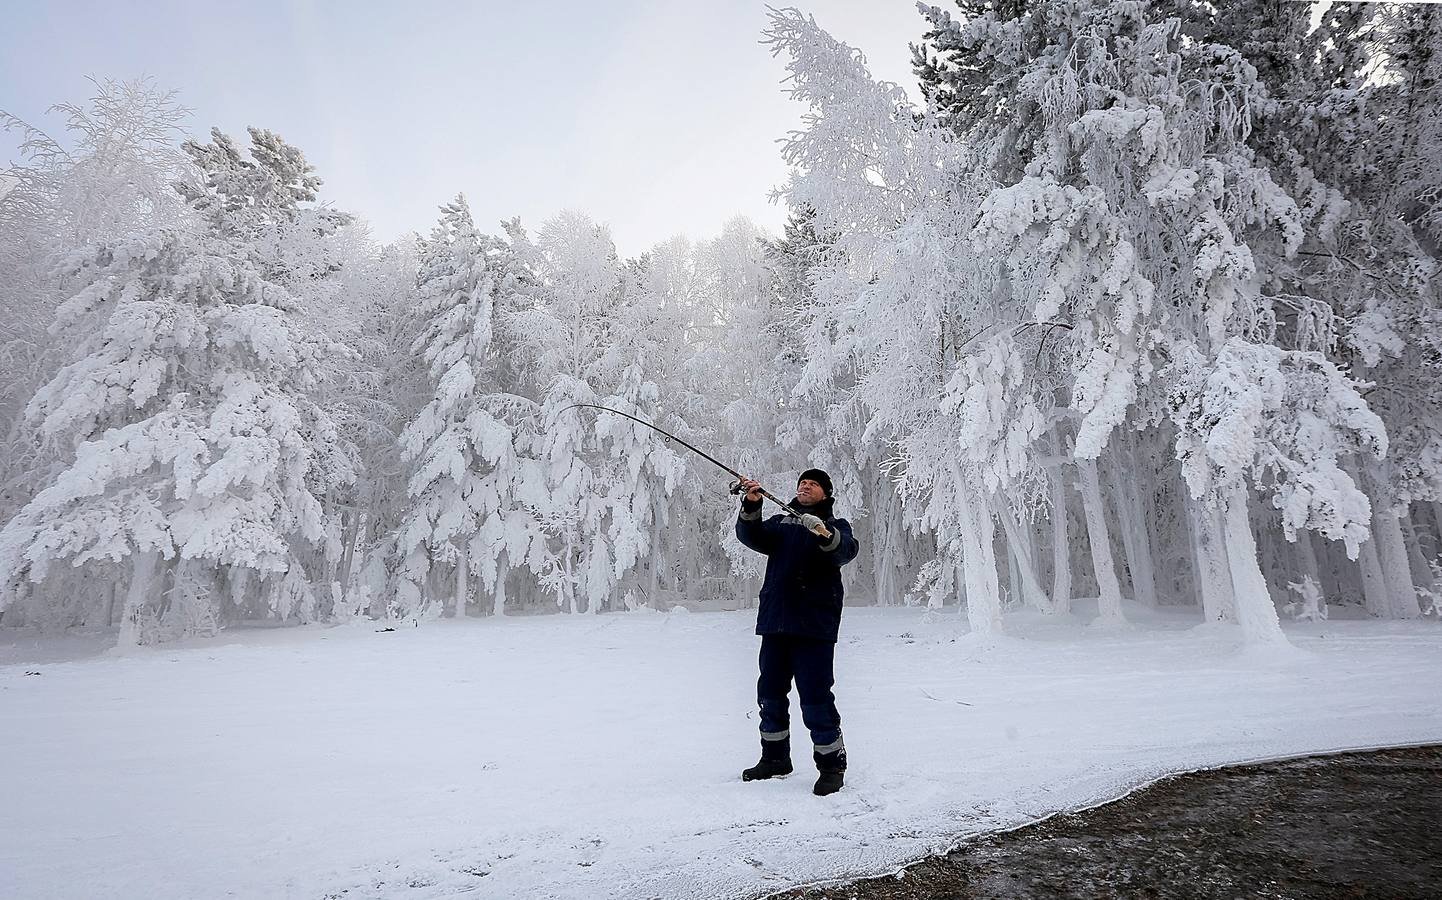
[1,1,927,256]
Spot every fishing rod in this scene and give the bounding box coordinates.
[561,403,832,539]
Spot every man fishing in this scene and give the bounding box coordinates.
[561,408,862,794]
[735,469,859,796]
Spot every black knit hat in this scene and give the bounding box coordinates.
[798,468,833,498]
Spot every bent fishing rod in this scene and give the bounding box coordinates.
[562,403,832,538]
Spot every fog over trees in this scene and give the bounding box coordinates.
[2,0,1439,646]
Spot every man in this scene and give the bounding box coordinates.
[734,468,859,796]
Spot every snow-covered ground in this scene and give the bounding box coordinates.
[2,603,1439,899]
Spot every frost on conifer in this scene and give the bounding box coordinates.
[0,128,355,642]
[0,79,193,555]
[516,213,687,614]
[392,196,551,620]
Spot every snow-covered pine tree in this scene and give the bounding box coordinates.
[319,232,427,617]
[767,210,932,613]
[512,212,685,614]
[393,196,551,621]
[613,235,713,608]
[590,357,688,611]
[766,7,1036,634]
[663,218,800,608]
[0,80,192,629]
[0,127,355,644]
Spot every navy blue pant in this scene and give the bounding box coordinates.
[757,633,843,751]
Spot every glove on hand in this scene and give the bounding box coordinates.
[799,513,827,536]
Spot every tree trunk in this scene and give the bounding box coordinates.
[117,550,160,648]
[1432,501,1442,559]
[1000,504,1052,613]
[1255,518,1291,612]
[492,550,509,617]
[876,549,898,607]
[1189,493,1235,624]
[453,558,468,618]
[648,529,661,609]
[338,509,360,595]
[1112,444,1159,606]
[1130,482,1161,605]
[103,582,118,627]
[873,482,906,605]
[562,535,576,614]
[518,568,534,614]
[1355,460,1418,618]
[1293,530,1322,589]
[1222,485,1286,643]
[1050,470,1072,614]
[1355,532,1392,616]
[583,541,601,615]
[1402,514,1436,594]
[944,536,962,611]
[953,461,1001,634]
[1005,528,1022,607]
[1312,536,1345,604]
[977,497,1001,621]
[1077,458,1126,625]
[1373,507,1419,618]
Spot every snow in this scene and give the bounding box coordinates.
[3,604,1439,899]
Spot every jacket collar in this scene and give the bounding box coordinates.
[791,496,835,519]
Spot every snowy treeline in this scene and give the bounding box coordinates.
[2,0,1440,646]
[0,81,798,639]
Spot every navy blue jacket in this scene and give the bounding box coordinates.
[736,495,860,642]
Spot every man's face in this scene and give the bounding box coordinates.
[796,478,826,505]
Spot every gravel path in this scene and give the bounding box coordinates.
[774,745,1442,900]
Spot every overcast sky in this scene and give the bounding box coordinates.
[2,1,926,256]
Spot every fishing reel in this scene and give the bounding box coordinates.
[729,479,763,497]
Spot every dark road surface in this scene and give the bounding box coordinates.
[774,746,1442,900]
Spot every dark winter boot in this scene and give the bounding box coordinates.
[812,747,846,796]
[742,736,793,781]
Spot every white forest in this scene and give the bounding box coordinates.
[3,3,1442,898]
[3,2,1439,642]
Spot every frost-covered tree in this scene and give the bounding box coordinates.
[605,236,712,607]
[0,127,355,643]
[0,79,191,548]
[761,210,896,608]
[651,219,794,606]
[510,212,685,613]
[765,7,1015,633]
[315,230,426,616]
[392,196,551,620]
